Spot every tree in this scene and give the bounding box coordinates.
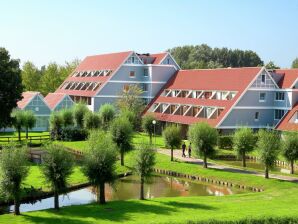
[84,111,101,130]
[233,127,256,167]
[110,116,133,166]
[292,58,298,68]
[142,115,156,144]
[41,144,74,210]
[49,111,63,140]
[40,63,63,96]
[98,104,115,130]
[73,103,89,128]
[0,48,23,129]
[134,145,156,200]
[265,61,280,69]
[21,61,42,91]
[23,110,36,139]
[0,145,29,215]
[60,108,74,127]
[116,85,144,129]
[257,130,280,179]
[188,123,218,168]
[11,109,25,141]
[282,133,298,174]
[163,125,182,162]
[59,59,80,80]
[120,109,137,129]
[82,130,117,204]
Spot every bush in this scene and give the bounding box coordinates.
[218,136,233,149]
[60,126,88,141]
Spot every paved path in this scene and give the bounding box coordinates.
[157,149,298,182]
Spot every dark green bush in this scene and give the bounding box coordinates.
[218,135,233,149]
[188,217,298,224]
[60,127,88,141]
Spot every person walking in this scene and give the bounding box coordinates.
[188,142,192,158]
[182,142,186,157]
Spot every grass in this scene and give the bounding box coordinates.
[0,131,49,138]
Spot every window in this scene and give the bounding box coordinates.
[261,74,266,83]
[275,110,285,120]
[144,68,148,77]
[142,83,148,92]
[131,57,135,63]
[275,92,285,101]
[129,71,135,78]
[167,58,170,64]
[259,93,266,102]
[254,112,259,121]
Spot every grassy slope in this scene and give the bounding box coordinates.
[1,149,298,223]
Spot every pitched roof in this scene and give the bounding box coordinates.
[44,93,69,110]
[145,67,262,127]
[276,103,298,131]
[274,69,298,88]
[17,91,40,109]
[151,53,168,64]
[56,51,132,97]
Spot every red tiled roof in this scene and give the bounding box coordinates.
[56,51,132,97]
[17,91,40,109]
[151,53,168,64]
[276,103,298,131]
[274,69,298,88]
[144,67,262,127]
[44,93,68,110]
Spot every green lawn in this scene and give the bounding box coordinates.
[0,132,49,138]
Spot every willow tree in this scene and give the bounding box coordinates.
[23,110,36,139]
[11,109,25,141]
[98,104,115,130]
[282,132,298,174]
[163,125,182,162]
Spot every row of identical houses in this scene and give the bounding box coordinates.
[14,50,298,133]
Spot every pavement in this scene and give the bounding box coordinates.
[157,149,298,182]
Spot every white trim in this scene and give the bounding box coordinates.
[290,77,298,88]
[165,52,181,70]
[108,80,167,84]
[248,88,292,92]
[233,106,291,110]
[264,69,280,89]
[183,106,192,116]
[94,95,154,99]
[216,67,265,128]
[219,125,273,129]
[274,109,291,129]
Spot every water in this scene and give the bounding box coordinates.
[8,175,243,213]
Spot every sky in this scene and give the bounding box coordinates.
[0,0,297,68]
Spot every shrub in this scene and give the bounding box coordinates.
[217,136,233,149]
[60,126,88,141]
[84,111,101,130]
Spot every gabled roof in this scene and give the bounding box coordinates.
[44,93,71,110]
[276,103,298,131]
[145,67,262,127]
[17,91,41,109]
[274,69,298,88]
[151,53,168,64]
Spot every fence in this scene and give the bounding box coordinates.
[0,135,51,144]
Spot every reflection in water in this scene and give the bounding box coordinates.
[8,175,242,213]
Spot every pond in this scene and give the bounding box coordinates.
[8,174,244,213]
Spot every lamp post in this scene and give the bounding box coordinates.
[152,120,156,148]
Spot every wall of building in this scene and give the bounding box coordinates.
[54,96,74,111]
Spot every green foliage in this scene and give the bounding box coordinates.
[60,108,74,127]
[282,132,298,174]
[265,61,280,69]
[292,57,298,68]
[49,111,63,139]
[168,44,263,69]
[73,103,89,128]
[84,111,101,130]
[142,115,156,144]
[0,145,29,215]
[82,130,117,204]
[110,116,133,166]
[98,104,115,130]
[23,110,36,139]
[233,127,255,167]
[188,122,218,168]
[41,143,74,210]
[120,109,137,128]
[257,130,280,178]
[11,109,25,141]
[217,136,233,149]
[189,217,298,224]
[21,61,42,91]
[163,125,182,150]
[0,48,23,128]
[60,127,88,141]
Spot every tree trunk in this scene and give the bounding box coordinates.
[265,166,269,179]
[203,154,208,168]
[171,148,173,161]
[14,198,20,215]
[290,160,295,174]
[26,127,28,139]
[18,128,21,142]
[140,175,145,200]
[54,191,59,210]
[121,151,124,166]
[99,182,106,204]
[242,151,246,167]
[149,134,152,145]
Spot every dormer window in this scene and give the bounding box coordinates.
[261,74,266,83]
[167,58,170,64]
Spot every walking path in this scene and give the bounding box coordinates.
[157,149,298,182]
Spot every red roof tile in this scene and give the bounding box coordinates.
[276,103,298,131]
[44,93,68,110]
[274,69,298,88]
[17,91,40,109]
[144,67,262,127]
[151,53,168,64]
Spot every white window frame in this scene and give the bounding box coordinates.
[261,74,266,84]
[254,112,259,121]
[274,109,285,120]
[129,71,136,78]
[259,92,266,102]
[275,92,285,101]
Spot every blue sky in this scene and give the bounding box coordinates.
[0,0,297,68]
